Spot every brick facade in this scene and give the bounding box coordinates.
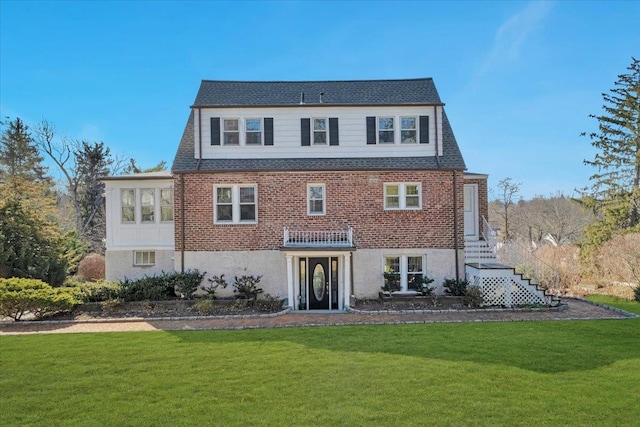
[174,169,465,252]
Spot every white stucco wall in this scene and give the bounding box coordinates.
[352,248,463,299]
[105,249,175,281]
[178,250,289,299]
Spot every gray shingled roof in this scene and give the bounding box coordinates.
[193,78,443,107]
[171,110,466,172]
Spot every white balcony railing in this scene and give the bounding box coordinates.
[283,227,353,247]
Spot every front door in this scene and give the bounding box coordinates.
[464,184,479,239]
[308,258,330,309]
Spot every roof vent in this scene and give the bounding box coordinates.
[300,92,305,105]
[319,92,324,103]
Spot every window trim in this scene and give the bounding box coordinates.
[307,183,326,216]
[213,184,258,225]
[384,254,426,293]
[384,183,422,210]
[133,250,156,266]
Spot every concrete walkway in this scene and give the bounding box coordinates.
[0,298,635,335]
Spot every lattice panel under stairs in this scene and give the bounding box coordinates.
[466,265,551,307]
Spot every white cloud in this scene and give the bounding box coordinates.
[478,1,554,76]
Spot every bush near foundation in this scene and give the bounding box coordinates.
[118,270,205,302]
[64,277,121,302]
[0,278,80,320]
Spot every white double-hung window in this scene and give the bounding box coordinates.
[307,184,325,215]
[384,255,426,292]
[214,185,257,224]
[245,119,262,145]
[384,183,421,210]
[377,117,395,143]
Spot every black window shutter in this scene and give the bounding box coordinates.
[264,118,274,145]
[210,117,220,146]
[329,117,339,146]
[419,116,429,144]
[301,118,311,146]
[366,116,376,144]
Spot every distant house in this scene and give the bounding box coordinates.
[103,78,555,309]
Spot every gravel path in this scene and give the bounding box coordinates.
[0,298,635,335]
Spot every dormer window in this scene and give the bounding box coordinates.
[378,117,394,143]
[245,119,262,145]
[313,118,327,144]
[223,119,240,145]
[401,117,417,143]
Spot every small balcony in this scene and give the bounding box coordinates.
[283,227,354,248]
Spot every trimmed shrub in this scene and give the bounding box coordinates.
[77,253,105,281]
[0,278,80,320]
[119,275,176,302]
[202,275,228,299]
[462,285,484,308]
[64,278,121,303]
[443,279,469,296]
[232,275,263,300]
[634,286,640,303]
[174,270,206,299]
[409,276,435,295]
[254,294,285,312]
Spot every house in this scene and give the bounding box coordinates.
[104,78,555,310]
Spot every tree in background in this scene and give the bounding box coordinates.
[581,57,640,255]
[0,177,67,286]
[0,118,50,184]
[35,120,119,253]
[491,177,521,242]
[123,158,167,174]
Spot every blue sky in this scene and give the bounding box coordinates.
[1,0,638,199]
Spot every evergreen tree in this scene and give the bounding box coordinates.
[0,177,67,286]
[74,141,113,253]
[581,57,640,259]
[123,158,167,174]
[0,117,50,184]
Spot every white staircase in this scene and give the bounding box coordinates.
[463,217,560,307]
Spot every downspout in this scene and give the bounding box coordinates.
[196,108,202,170]
[434,105,441,168]
[180,172,186,273]
[453,170,460,281]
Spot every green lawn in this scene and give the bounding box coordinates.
[2,320,639,426]
[586,294,640,315]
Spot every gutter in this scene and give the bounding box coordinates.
[196,108,202,171]
[180,172,185,273]
[434,105,441,168]
[453,170,460,281]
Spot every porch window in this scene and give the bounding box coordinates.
[384,183,422,210]
[160,188,173,222]
[140,189,155,223]
[307,184,325,215]
[121,189,135,223]
[214,184,257,224]
[384,255,426,292]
